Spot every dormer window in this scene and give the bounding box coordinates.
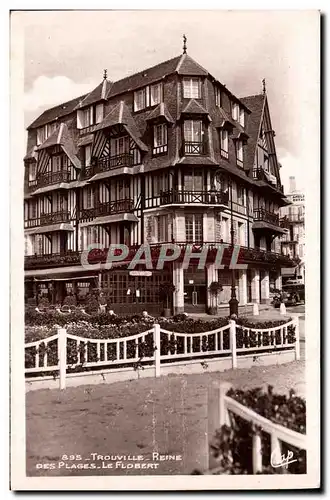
[184,120,204,155]
[236,140,244,168]
[153,123,167,155]
[215,87,222,107]
[77,103,104,129]
[134,83,163,112]
[232,102,245,127]
[183,78,201,99]
[36,122,58,145]
[220,129,229,159]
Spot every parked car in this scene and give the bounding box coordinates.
[272,284,305,307]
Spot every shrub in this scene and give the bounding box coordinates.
[63,295,77,307]
[207,386,306,475]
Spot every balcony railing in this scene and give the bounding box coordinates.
[183,141,205,155]
[24,242,296,271]
[25,251,81,270]
[285,214,305,223]
[29,171,71,190]
[79,199,135,220]
[24,211,71,229]
[83,154,135,178]
[279,216,291,229]
[159,189,229,207]
[40,211,71,226]
[253,208,280,227]
[252,168,283,193]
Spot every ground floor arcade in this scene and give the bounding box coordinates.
[25,263,282,315]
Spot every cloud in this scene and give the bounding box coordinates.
[24,75,98,112]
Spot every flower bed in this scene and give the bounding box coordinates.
[198,386,306,475]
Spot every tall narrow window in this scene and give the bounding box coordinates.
[85,145,92,166]
[237,185,245,205]
[150,83,162,106]
[134,88,146,111]
[236,140,244,167]
[232,102,239,121]
[183,170,203,191]
[83,107,92,128]
[29,163,37,181]
[52,155,61,172]
[215,87,222,107]
[220,129,229,158]
[183,78,201,99]
[153,124,167,155]
[185,214,203,243]
[95,103,104,124]
[184,120,203,154]
[239,107,245,127]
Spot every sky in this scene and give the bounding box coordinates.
[21,10,320,194]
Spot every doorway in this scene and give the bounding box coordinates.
[184,267,207,313]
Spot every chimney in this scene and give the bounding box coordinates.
[289,176,296,194]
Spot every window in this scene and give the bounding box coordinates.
[134,88,146,112]
[183,170,203,191]
[153,124,167,155]
[237,185,245,205]
[95,104,104,124]
[239,107,245,127]
[183,78,201,99]
[236,140,244,167]
[85,145,92,167]
[156,214,171,242]
[264,153,269,172]
[232,102,239,121]
[215,87,222,107]
[29,163,37,181]
[220,129,229,158]
[85,187,94,209]
[185,214,203,243]
[37,126,47,145]
[113,136,129,156]
[83,107,92,128]
[150,83,162,106]
[52,155,62,172]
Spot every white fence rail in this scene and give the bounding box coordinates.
[25,317,300,389]
[208,381,306,474]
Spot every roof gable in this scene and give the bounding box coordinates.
[240,94,265,171]
[74,79,113,109]
[181,98,209,115]
[176,54,208,76]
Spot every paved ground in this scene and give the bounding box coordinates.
[26,360,305,477]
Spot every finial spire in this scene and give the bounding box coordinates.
[183,34,187,54]
[262,78,266,94]
[103,69,107,80]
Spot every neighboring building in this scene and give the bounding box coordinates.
[24,43,294,314]
[280,176,305,282]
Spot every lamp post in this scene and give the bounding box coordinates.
[214,170,239,317]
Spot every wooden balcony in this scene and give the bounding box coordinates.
[83,154,134,178]
[25,251,81,270]
[183,141,206,155]
[79,199,135,220]
[24,210,71,229]
[254,208,280,226]
[28,171,71,190]
[159,189,229,207]
[252,168,283,193]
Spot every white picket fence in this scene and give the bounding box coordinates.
[208,381,307,474]
[25,317,300,390]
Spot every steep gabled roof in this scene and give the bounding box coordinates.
[94,101,148,152]
[74,79,113,109]
[37,123,81,169]
[175,54,208,76]
[240,94,265,171]
[146,103,175,123]
[213,107,236,129]
[108,56,182,97]
[181,98,210,116]
[28,94,88,130]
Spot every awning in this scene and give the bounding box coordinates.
[88,164,144,182]
[25,265,103,278]
[34,275,98,282]
[24,223,74,235]
[79,213,138,227]
[281,268,296,276]
[252,221,287,234]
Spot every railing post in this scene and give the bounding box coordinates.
[229,320,237,369]
[252,430,263,474]
[294,316,300,360]
[58,328,67,390]
[153,324,161,378]
[207,381,232,471]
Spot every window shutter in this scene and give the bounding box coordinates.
[95,104,104,124]
[77,110,83,129]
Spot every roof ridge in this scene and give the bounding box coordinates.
[112,54,181,87]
